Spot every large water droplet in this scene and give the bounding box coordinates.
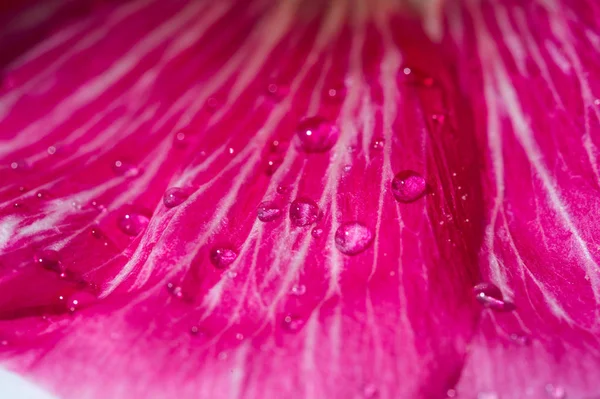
[257,201,282,222]
[323,83,346,103]
[296,117,339,153]
[473,283,514,311]
[210,247,238,269]
[117,211,150,236]
[289,198,320,226]
[290,284,306,296]
[335,222,374,255]
[35,190,52,200]
[362,384,379,399]
[391,170,427,203]
[34,249,63,272]
[163,187,189,208]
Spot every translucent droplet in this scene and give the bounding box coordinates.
[324,83,346,103]
[166,282,183,299]
[291,284,306,296]
[206,96,219,110]
[371,138,384,151]
[117,211,150,236]
[391,170,427,203]
[235,333,244,341]
[266,82,289,100]
[47,146,57,155]
[277,185,291,195]
[296,117,339,153]
[210,247,238,269]
[311,227,323,238]
[112,160,140,177]
[282,314,305,332]
[163,187,189,208]
[545,384,566,399]
[335,222,374,255]
[289,198,320,226]
[257,201,282,222]
[34,249,63,272]
[174,131,187,148]
[473,283,515,311]
[90,226,104,239]
[431,114,446,125]
[66,291,96,313]
[190,325,200,335]
[10,159,30,171]
[266,157,283,176]
[35,190,52,200]
[446,389,457,398]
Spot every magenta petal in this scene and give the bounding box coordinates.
[0,0,598,398]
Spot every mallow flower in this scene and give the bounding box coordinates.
[0,0,598,398]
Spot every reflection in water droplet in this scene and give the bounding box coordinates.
[362,384,379,399]
[335,222,373,255]
[166,282,183,299]
[35,190,51,200]
[10,159,30,171]
[289,198,320,226]
[266,156,282,176]
[257,201,282,222]
[296,117,339,153]
[210,247,238,269]
[290,284,306,296]
[324,83,346,103]
[277,185,291,195]
[117,211,150,236]
[174,131,187,147]
[163,187,189,208]
[371,138,384,151]
[112,160,140,177]
[66,291,96,313]
[446,389,457,398]
[235,333,244,341]
[34,250,63,272]
[282,314,304,332]
[391,170,427,203]
[545,384,566,399]
[190,325,200,335]
[311,227,323,238]
[474,283,514,311]
[47,146,57,155]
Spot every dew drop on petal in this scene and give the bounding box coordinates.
[282,314,305,332]
[289,198,320,226]
[296,117,339,153]
[277,185,291,195]
[391,170,427,203]
[311,227,323,238]
[66,291,96,313]
[235,333,244,341]
[335,222,373,255]
[117,211,150,236]
[34,249,63,272]
[112,160,140,177]
[371,137,384,151]
[290,284,306,296]
[323,83,346,103]
[473,282,514,311]
[163,187,189,208]
[266,156,283,176]
[166,282,183,299]
[446,389,457,398]
[210,247,238,269]
[257,201,282,222]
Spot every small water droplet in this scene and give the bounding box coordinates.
[371,138,384,151]
[391,170,427,203]
[362,384,379,399]
[47,146,57,155]
[117,211,150,236]
[235,333,244,340]
[296,117,339,153]
[545,384,566,399]
[324,83,346,103]
[90,226,103,239]
[206,96,219,110]
[291,284,306,296]
[446,388,457,398]
[282,314,305,332]
[66,291,96,313]
[266,82,289,100]
[34,249,63,273]
[163,187,189,208]
[10,159,30,171]
[18,186,28,193]
[112,160,140,177]
[594,99,600,106]
[335,222,374,255]
[473,283,514,311]
[35,190,51,200]
[343,164,352,173]
[257,201,282,222]
[277,185,291,195]
[311,227,323,238]
[210,247,238,269]
[228,147,235,155]
[403,67,412,75]
[266,156,283,176]
[166,282,183,299]
[289,198,320,226]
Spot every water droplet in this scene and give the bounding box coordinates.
[166,282,183,299]
[174,131,187,147]
[311,227,323,238]
[34,249,63,272]
[371,138,384,151]
[266,82,289,100]
[47,146,57,155]
[446,389,457,398]
[473,283,515,311]
[296,117,339,153]
[257,201,282,222]
[235,333,244,340]
[90,226,104,239]
[335,222,374,255]
[190,325,200,335]
[10,159,30,171]
[277,185,291,195]
[289,198,320,226]
[391,170,427,203]
[509,333,530,345]
[210,247,238,269]
[163,187,189,208]
[66,291,96,313]
[228,147,235,155]
[117,211,150,236]
[206,96,219,110]
[545,384,566,399]
[112,160,140,177]
[282,314,305,332]
[431,114,445,124]
[343,164,352,173]
[403,67,412,75]
[266,156,283,176]
[35,190,51,200]
[291,284,306,296]
[324,83,346,103]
